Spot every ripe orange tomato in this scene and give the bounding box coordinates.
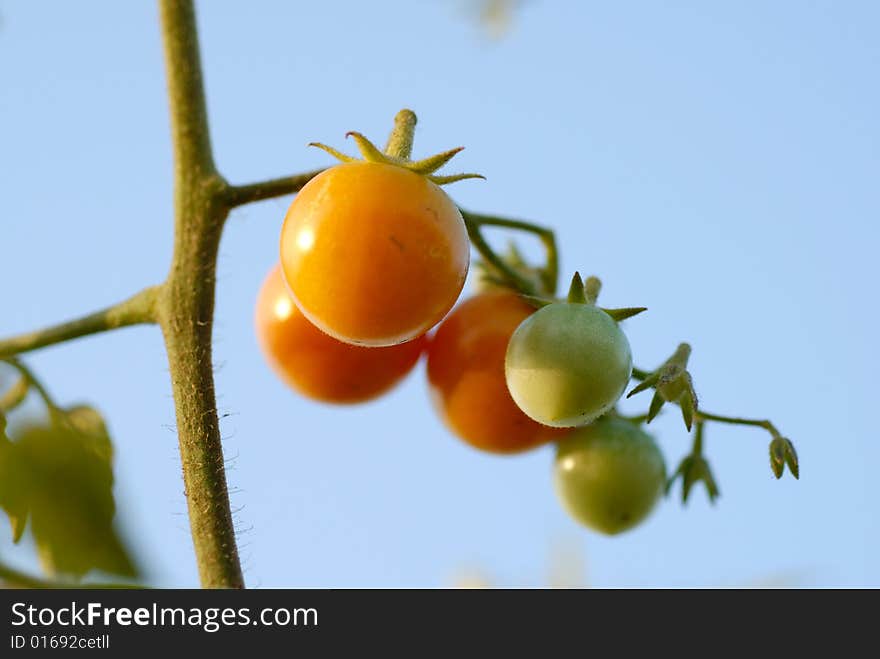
[280,162,469,347]
[255,265,426,404]
[426,292,567,454]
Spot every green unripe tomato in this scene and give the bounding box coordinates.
[553,416,666,535]
[504,302,633,427]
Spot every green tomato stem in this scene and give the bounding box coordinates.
[584,276,602,305]
[460,210,560,296]
[384,109,418,160]
[0,1,325,589]
[158,0,243,590]
[225,169,324,207]
[463,217,539,295]
[692,421,705,455]
[615,412,651,425]
[632,363,784,440]
[0,286,159,360]
[695,410,781,438]
[0,377,28,414]
[2,357,62,415]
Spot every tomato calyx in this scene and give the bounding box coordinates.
[769,435,799,480]
[520,271,648,322]
[627,342,699,430]
[667,421,720,504]
[308,109,485,186]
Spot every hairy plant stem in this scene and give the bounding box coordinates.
[226,169,323,207]
[0,0,318,588]
[157,0,242,589]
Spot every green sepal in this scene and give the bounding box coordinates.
[427,172,486,185]
[769,436,799,480]
[669,454,720,505]
[647,391,665,423]
[629,345,698,432]
[627,372,660,398]
[679,381,696,431]
[346,131,388,163]
[408,147,466,174]
[785,441,800,480]
[308,142,357,163]
[566,272,586,304]
[602,307,648,322]
[307,112,485,186]
[769,437,786,479]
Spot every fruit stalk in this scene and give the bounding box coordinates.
[384,109,418,160]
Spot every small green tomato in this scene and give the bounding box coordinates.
[504,302,633,427]
[554,416,666,535]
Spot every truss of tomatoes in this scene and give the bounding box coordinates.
[255,113,791,537]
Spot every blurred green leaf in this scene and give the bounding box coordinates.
[0,414,28,542]
[0,407,138,579]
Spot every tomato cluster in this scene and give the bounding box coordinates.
[254,114,668,535]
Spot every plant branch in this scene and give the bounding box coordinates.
[631,365,782,439]
[1,358,61,414]
[0,287,159,360]
[225,169,324,207]
[0,562,145,589]
[157,0,242,589]
[460,210,559,294]
[460,210,559,296]
[695,411,780,437]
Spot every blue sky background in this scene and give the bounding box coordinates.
[1,0,877,587]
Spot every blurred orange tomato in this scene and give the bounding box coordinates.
[255,265,425,404]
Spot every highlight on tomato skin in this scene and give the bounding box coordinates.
[255,265,426,404]
[279,161,470,348]
[426,291,568,454]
